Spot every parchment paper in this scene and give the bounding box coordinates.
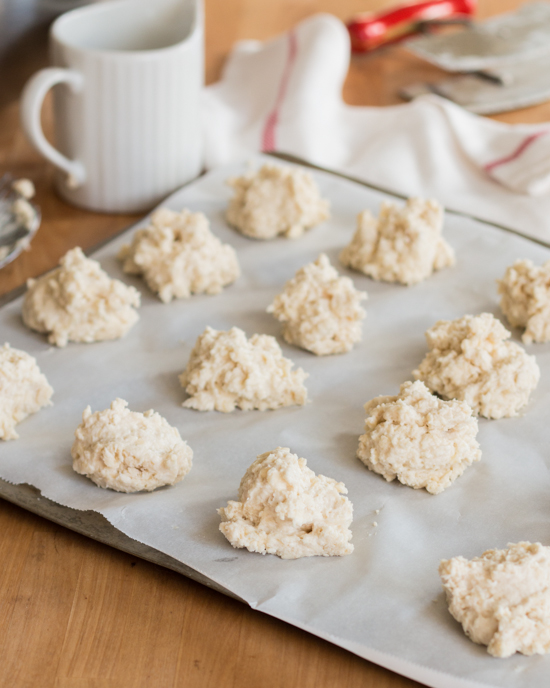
[2,158,550,688]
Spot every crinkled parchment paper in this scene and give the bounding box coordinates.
[2,158,550,688]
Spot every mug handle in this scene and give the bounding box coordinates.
[20,68,86,188]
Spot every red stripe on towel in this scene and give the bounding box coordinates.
[261,30,298,152]
[484,131,548,172]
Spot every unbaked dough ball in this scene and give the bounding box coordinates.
[498,259,550,344]
[413,313,539,419]
[117,207,240,303]
[340,197,455,285]
[179,326,307,412]
[218,447,353,559]
[357,380,481,494]
[22,247,140,347]
[71,398,192,492]
[0,343,53,440]
[226,163,330,239]
[11,178,35,200]
[440,542,550,658]
[267,253,367,355]
[10,177,37,233]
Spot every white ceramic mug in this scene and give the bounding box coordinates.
[21,0,203,212]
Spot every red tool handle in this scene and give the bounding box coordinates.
[347,0,477,53]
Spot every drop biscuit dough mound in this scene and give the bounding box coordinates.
[11,178,35,199]
[179,326,308,412]
[218,447,354,559]
[0,343,53,440]
[357,380,481,494]
[226,164,330,239]
[440,542,550,658]
[11,177,37,232]
[22,247,140,347]
[340,197,455,285]
[498,258,550,344]
[413,313,539,419]
[268,253,367,355]
[72,398,193,492]
[118,207,240,303]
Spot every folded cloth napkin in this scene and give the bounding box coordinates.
[202,14,550,244]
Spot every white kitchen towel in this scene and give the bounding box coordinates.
[483,129,550,195]
[202,13,550,243]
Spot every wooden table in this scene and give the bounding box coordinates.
[0,1,544,685]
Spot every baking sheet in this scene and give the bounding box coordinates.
[1,157,550,688]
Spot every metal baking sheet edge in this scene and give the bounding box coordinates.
[0,478,243,601]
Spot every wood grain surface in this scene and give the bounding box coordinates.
[0,1,542,686]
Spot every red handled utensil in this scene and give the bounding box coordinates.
[347,0,476,53]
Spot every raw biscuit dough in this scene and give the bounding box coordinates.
[218,446,354,559]
[0,343,53,440]
[72,398,193,492]
[11,178,37,231]
[11,178,35,199]
[118,207,240,303]
[226,163,330,239]
[440,542,550,658]
[357,380,481,494]
[22,247,140,347]
[12,198,36,229]
[413,313,539,419]
[179,326,307,412]
[340,197,455,285]
[268,253,367,355]
[498,258,550,344]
